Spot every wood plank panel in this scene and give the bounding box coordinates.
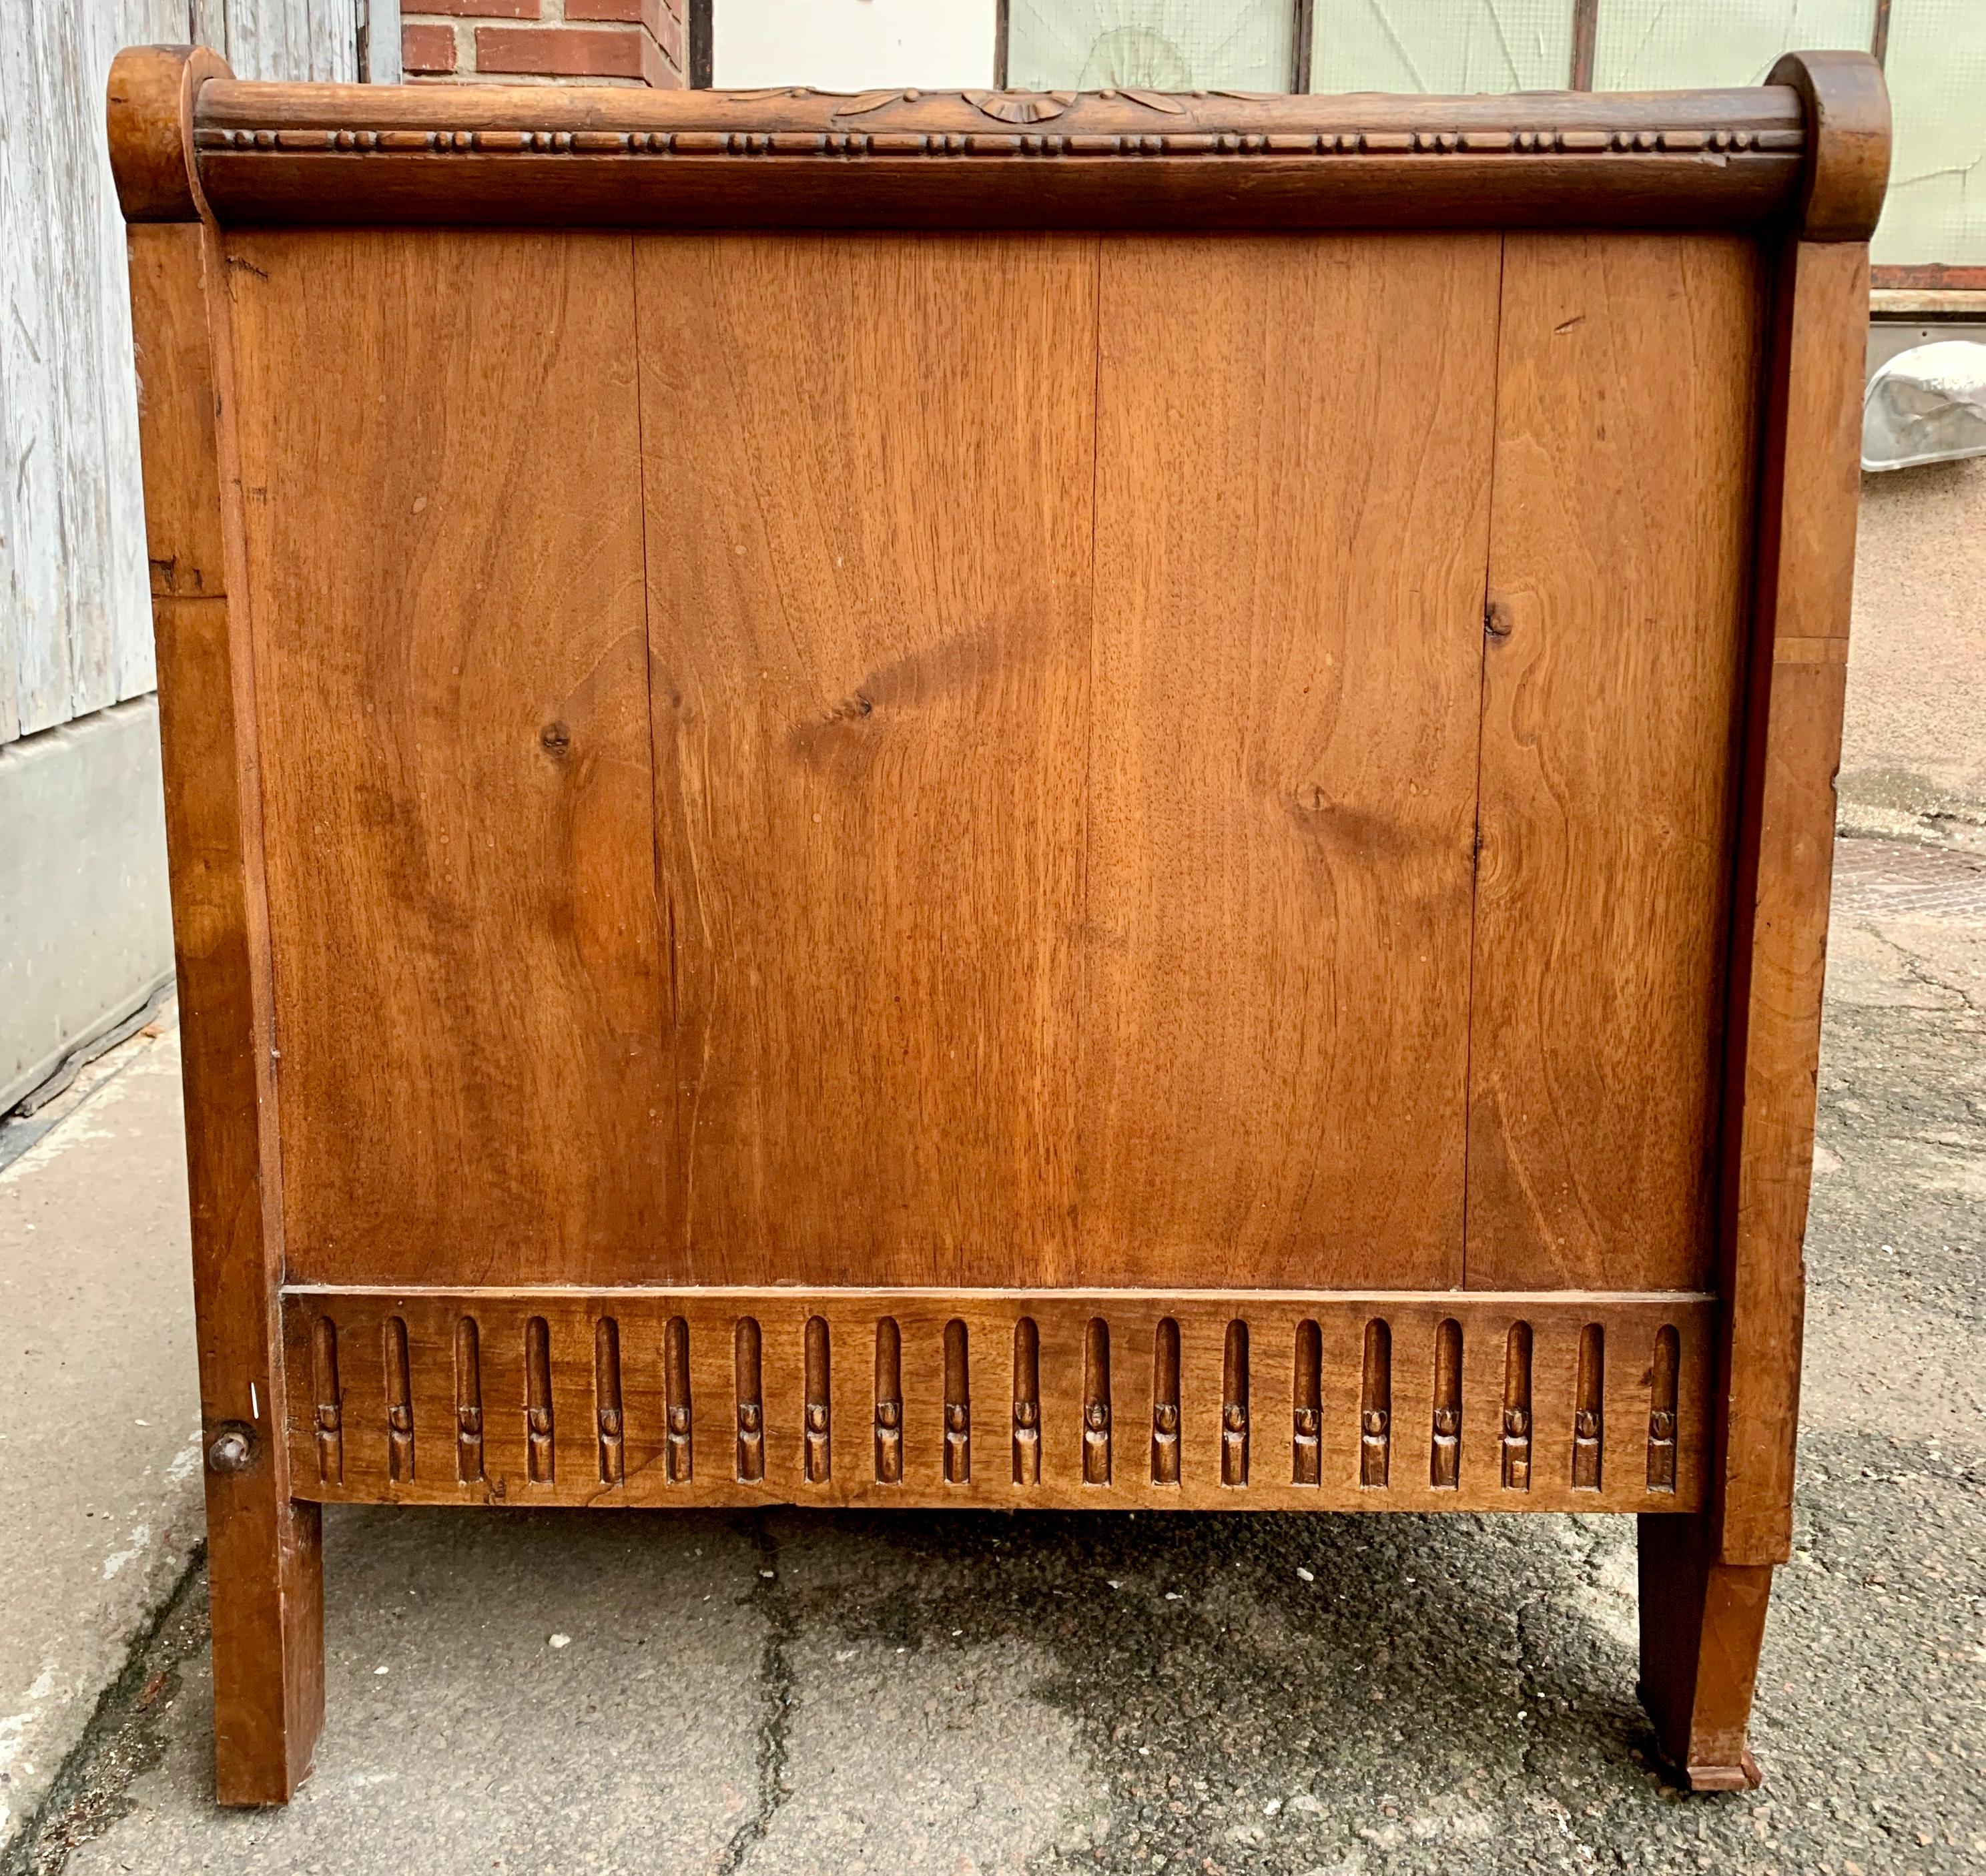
[1078,234,1501,1289]
[635,234,1096,1289]
[282,1285,1716,1514]
[228,230,669,1287]
[1468,233,1763,1293]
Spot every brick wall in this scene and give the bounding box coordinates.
[402,1,686,87]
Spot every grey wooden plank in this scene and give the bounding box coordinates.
[45,0,121,723]
[0,8,22,743]
[0,0,76,739]
[0,350,18,742]
[228,0,272,77]
[363,1,403,84]
[98,3,191,705]
[191,0,231,60]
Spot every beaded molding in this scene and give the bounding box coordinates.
[194,85,1803,162]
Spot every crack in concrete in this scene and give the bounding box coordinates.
[1853,919,1986,1016]
[0,1553,207,1876]
[715,1514,795,1876]
[1895,956,1985,1019]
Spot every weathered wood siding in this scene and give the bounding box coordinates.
[192,1,367,84]
[0,1,360,746]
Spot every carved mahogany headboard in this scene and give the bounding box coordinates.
[110,46,1887,1802]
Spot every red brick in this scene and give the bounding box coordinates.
[649,4,684,70]
[406,0,539,16]
[474,23,644,79]
[640,27,681,89]
[569,0,680,48]
[400,23,458,73]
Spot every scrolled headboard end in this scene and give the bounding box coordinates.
[1768,48,1891,243]
[108,43,234,224]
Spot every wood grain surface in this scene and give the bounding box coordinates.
[129,214,322,1806]
[1638,1512,1772,1790]
[1467,233,1763,1293]
[1080,234,1499,1289]
[214,227,1791,1301]
[226,230,669,1288]
[637,234,1095,1287]
[1712,237,1870,1567]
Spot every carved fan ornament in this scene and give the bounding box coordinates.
[972,91,1078,125]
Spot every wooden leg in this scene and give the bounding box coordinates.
[1636,1513,1772,1792]
[206,1486,324,1806]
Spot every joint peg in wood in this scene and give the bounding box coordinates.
[206,1424,255,1475]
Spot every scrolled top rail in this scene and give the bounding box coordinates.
[108,43,1888,239]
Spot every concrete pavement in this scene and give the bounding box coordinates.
[4,836,1982,1875]
[0,1020,204,1850]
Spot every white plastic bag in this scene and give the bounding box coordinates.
[1863,339,1986,473]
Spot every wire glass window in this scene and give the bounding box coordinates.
[1593,0,1876,88]
[1874,1,1986,265]
[1006,0,1299,92]
[1310,1,1576,95]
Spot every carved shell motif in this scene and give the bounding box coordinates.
[969,90,1078,124]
